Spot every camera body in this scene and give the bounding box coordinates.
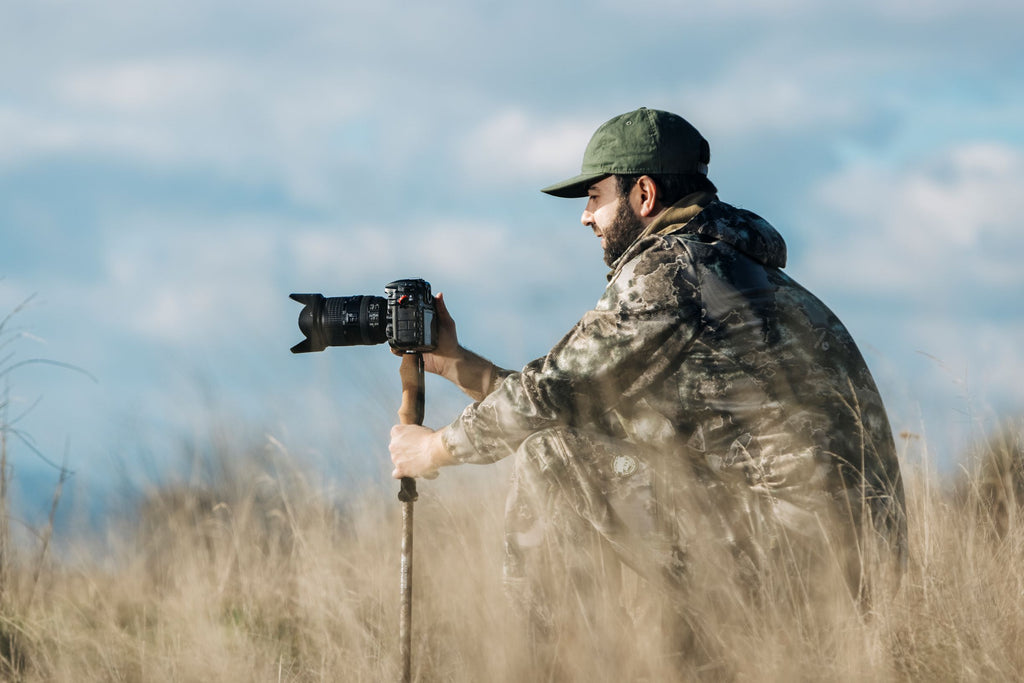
[290,278,438,354]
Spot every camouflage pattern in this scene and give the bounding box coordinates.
[443,196,907,615]
[502,428,686,647]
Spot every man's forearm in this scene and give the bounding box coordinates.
[445,346,510,401]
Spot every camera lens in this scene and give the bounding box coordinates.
[321,295,388,346]
[291,293,388,353]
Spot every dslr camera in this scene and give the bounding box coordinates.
[290,278,438,354]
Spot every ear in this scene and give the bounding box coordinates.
[633,176,661,218]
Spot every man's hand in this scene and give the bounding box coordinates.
[390,424,454,479]
[420,292,461,377]
[395,293,504,401]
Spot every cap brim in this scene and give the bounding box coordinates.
[540,172,610,198]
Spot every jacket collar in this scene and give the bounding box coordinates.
[607,191,788,278]
[606,191,717,278]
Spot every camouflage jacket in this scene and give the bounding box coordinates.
[443,195,906,541]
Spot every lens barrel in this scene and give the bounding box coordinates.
[324,295,388,346]
[290,293,388,353]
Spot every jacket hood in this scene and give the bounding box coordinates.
[647,195,788,269]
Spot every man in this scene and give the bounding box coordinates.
[390,107,907,656]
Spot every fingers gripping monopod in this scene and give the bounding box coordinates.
[396,352,424,683]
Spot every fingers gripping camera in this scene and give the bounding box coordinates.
[290,278,439,354]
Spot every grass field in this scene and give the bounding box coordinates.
[1,418,1023,682]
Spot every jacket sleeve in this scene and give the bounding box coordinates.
[443,237,704,464]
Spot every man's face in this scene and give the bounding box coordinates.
[582,176,646,267]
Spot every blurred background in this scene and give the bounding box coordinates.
[2,0,1021,532]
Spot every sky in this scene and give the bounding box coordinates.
[2,0,1022,528]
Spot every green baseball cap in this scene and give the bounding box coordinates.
[541,107,710,198]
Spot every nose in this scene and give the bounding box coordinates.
[581,208,594,228]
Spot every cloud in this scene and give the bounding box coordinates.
[456,110,594,185]
[901,316,1024,416]
[689,72,870,139]
[288,218,564,288]
[799,141,1024,295]
[3,0,1023,488]
[85,217,283,345]
[56,58,239,113]
[65,212,559,350]
[789,141,1024,438]
[615,0,1022,20]
[0,107,84,167]
[1,53,390,207]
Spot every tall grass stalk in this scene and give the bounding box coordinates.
[0,423,1022,681]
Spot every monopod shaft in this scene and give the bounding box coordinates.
[397,353,424,683]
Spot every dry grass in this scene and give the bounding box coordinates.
[0,420,1023,681]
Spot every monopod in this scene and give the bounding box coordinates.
[287,279,437,681]
[396,352,424,683]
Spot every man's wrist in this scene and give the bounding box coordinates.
[441,346,468,385]
[453,347,504,401]
[432,427,455,469]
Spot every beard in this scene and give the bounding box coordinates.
[602,199,647,267]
